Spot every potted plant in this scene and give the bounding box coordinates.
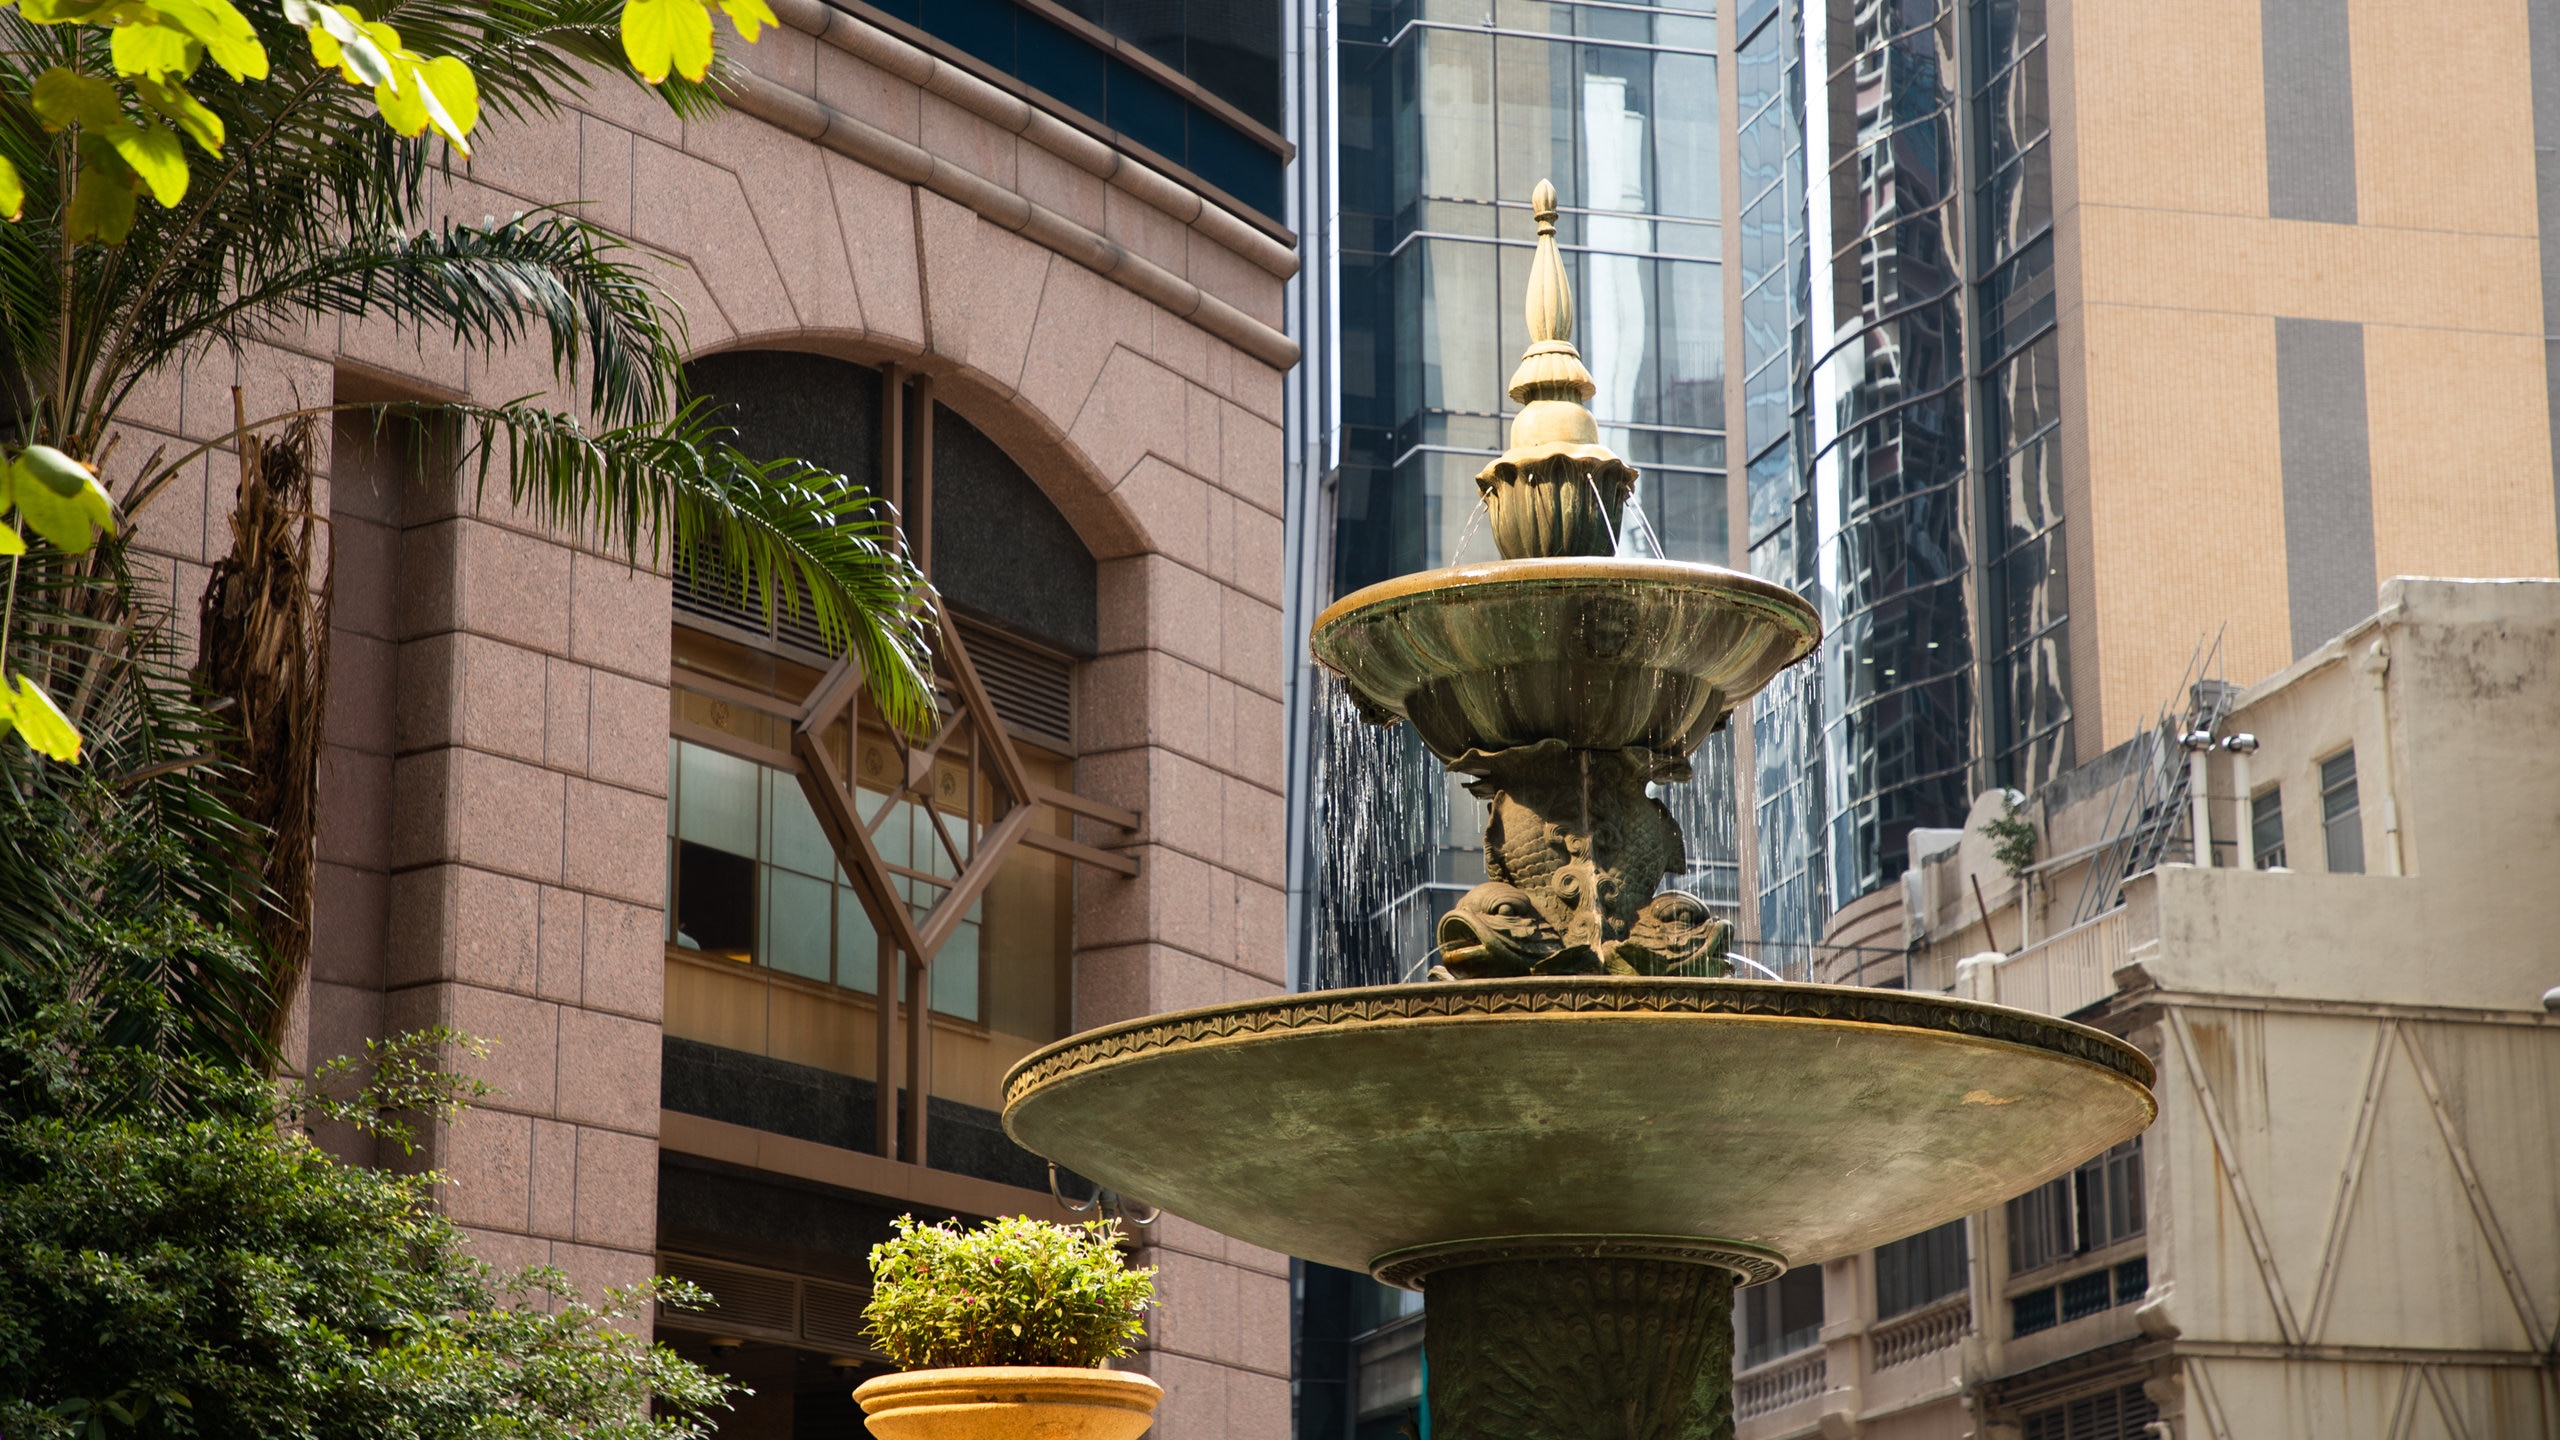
[854,1214,1162,1440]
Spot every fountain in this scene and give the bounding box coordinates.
[1004,182,2153,1438]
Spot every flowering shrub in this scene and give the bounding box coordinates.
[863,1214,1155,1370]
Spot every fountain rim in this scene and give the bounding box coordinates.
[1000,976,2156,1114]
[1307,555,1822,656]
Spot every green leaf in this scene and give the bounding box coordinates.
[31,68,126,132]
[414,54,479,147]
[718,0,780,42]
[0,524,24,557]
[134,76,225,153]
[153,0,271,81]
[622,0,716,85]
[110,19,202,81]
[112,121,188,207]
[3,674,84,762]
[0,154,22,221]
[292,0,395,87]
[11,447,117,550]
[66,141,139,244]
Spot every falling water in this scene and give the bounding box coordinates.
[1308,675,1464,990]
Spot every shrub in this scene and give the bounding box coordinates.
[863,1214,1155,1370]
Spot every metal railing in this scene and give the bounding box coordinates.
[1870,1294,1971,1370]
[1990,909,2130,1018]
[1734,1347,1827,1419]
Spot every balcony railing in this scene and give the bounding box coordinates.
[1870,1294,1970,1370]
[1735,1348,1827,1420]
[1986,909,2129,1018]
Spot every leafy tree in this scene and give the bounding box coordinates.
[0,787,732,1435]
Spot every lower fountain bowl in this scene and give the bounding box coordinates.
[1002,978,2154,1281]
[1307,558,1820,761]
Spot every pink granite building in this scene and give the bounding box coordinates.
[121,3,1298,1435]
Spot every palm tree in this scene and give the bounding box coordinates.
[0,1,934,1058]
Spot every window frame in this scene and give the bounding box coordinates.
[2318,747,2364,875]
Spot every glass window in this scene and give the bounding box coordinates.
[2320,750,2363,874]
[2251,787,2286,869]
[1875,1219,1968,1317]
[2007,1136,2142,1273]
[1736,1264,1824,1369]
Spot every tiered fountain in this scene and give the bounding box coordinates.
[1005,182,2152,1439]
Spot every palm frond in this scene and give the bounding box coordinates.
[443,397,940,734]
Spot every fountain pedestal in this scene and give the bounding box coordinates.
[1428,1257,1734,1440]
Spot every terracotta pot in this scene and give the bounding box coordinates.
[853,1366,1162,1440]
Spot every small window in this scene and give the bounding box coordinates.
[1737,1265,1825,1369]
[2020,1384,2160,1440]
[2008,1137,2143,1274]
[1876,1219,1969,1318]
[2320,750,2364,874]
[2250,787,2285,869]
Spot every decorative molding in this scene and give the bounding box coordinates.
[1368,1234,1789,1290]
[763,0,1300,271]
[1003,978,2157,1106]
[719,71,1299,371]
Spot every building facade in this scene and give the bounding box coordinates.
[1727,578,2560,1440]
[122,1,1299,1435]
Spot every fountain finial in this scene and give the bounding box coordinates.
[1476,179,1634,559]
[1508,179,1594,406]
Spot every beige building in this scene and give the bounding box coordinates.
[119,2,1298,1435]
[1734,578,2560,1440]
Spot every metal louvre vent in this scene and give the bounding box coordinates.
[672,558,833,662]
[660,1254,799,1337]
[658,1252,883,1359]
[958,619,1075,752]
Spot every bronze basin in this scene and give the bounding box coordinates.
[1003,979,2156,1283]
[1307,559,1821,761]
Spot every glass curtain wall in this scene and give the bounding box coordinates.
[1809,0,1974,908]
[1973,0,2071,786]
[1739,0,1825,962]
[1314,0,1738,995]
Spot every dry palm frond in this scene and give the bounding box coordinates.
[195,411,326,1048]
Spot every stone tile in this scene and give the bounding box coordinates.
[578,113,635,235]
[389,984,558,1116]
[571,1125,660,1249]
[1013,256,1126,425]
[528,1117,580,1240]
[827,156,923,347]
[544,1241,663,1321]
[386,864,541,992]
[1204,679,1238,774]
[458,520,574,655]
[537,885,585,1003]
[392,747,566,880]
[1070,943,1161,1030]
[914,192,978,366]
[1204,488,1235,587]
[554,1007,660,1133]
[1115,555,1224,673]
[1078,843,1220,959]
[1072,349,1190,489]
[586,667,670,795]
[1092,555,1152,655]
[1188,239,1279,329]
[815,46,919,145]
[562,778,668,905]
[467,111,581,209]
[569,551,672,682]
[1224,1366,1293,1440]
[1149,308,1211,386]
[952,225,1053,394]
[728,14,815,92]
[1142,749,1228,867]
[1232,503,1284,607]
[919,92,1017,194]
[303,978,383,1075]
[1111,458,1208,571]
[1146,1247,1244,1367]
[317,747,393,872]
[327,629,399,756]
[121,435,207,568]
[457,635,550,764]
[456,1224,551,1283]
[391,631,459,753]
[1016,144,1106,235]
[1223,776,1284,884]
[1230,879,1287,984]
[437,1105,533,1232]
[310,862,389,989]
[581,894,666,1022]
[630,138,795,339]
[1230,687,1285,790]
[392,519,460,640]
[1075,650,1153,754]
[1218,403,1283,516]
[1184,384,1222,481]
[1133,1351,1229,1440]
[542,659,592,776]
[1220,587,1284,700]
[681,106,863,336]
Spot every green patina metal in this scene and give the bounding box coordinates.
[1000,180,2155,1440]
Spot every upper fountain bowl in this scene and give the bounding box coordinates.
[1310,557,1821,762]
